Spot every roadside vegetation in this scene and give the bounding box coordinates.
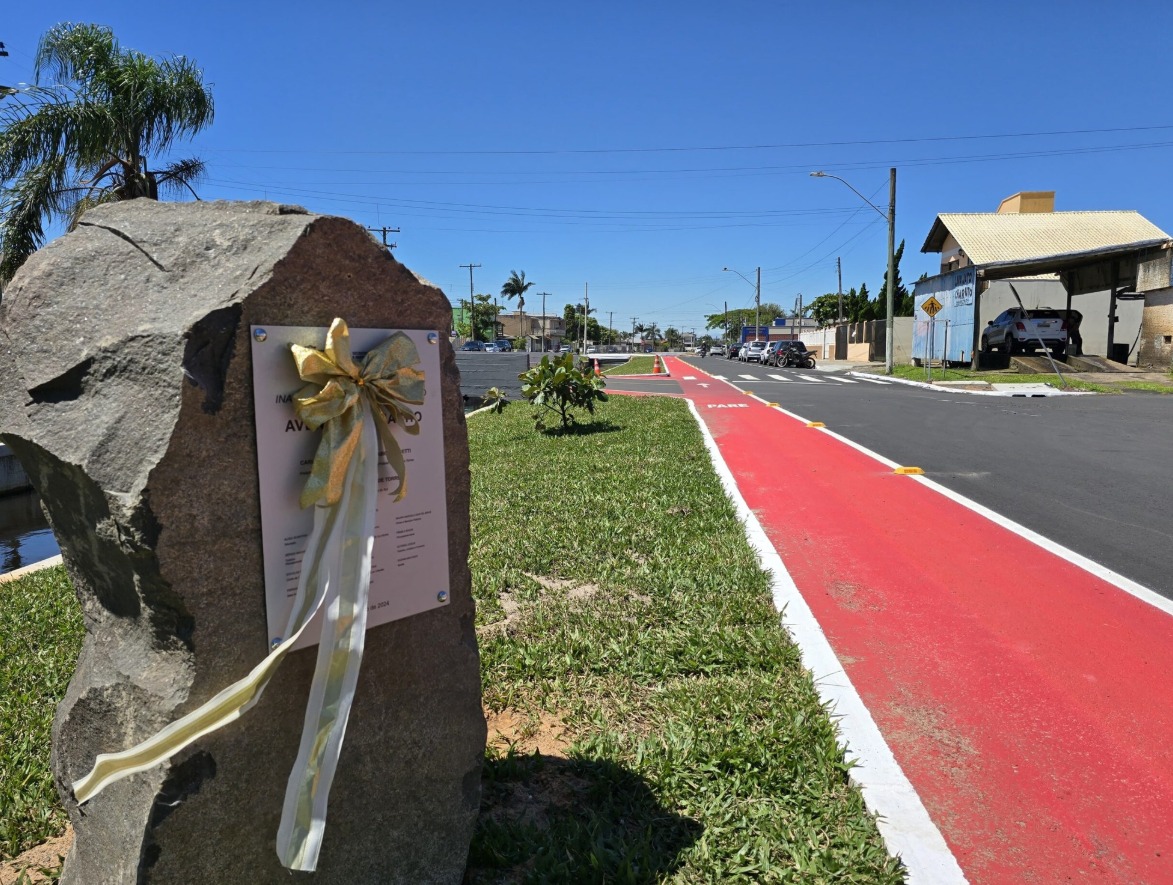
[889,364,1173,394]
[0,566,83,861]
[1,394,904,882]
[467,396,903,882]
[603,355,656,375]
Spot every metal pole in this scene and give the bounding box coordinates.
[885,167,896,374]
[583,283,589,353]
[837,256,844,323]
[755,267,761,342]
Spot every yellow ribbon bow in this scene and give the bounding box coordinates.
[293,318,425,508]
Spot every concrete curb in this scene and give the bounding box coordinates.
[0,554,64,585]
[849,371,1094,397]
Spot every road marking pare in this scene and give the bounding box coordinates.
[706,403,750,408]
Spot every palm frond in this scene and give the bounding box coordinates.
[154,157,206,199]
[0,154,69,283]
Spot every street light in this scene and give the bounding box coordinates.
[811,168,897,374]
[723,266,761,342]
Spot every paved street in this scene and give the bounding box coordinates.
[679,355,1173,599]
[664,354,1173,883]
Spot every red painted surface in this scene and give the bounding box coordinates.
[666,357,1173,884]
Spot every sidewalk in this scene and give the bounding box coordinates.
[663,355,1173,884]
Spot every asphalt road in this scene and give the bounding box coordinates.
[680,356,1173,599]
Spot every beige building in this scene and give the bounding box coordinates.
[497,311,565,350]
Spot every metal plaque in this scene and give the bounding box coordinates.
[250,325,449,650]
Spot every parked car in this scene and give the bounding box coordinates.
[482,342,501,352]
[586,346,599,354]
[981,308,1068,356]
[558,344,572,354]
[763,341,786,366]
[726,344,742,360]
[709,344,727,358]
[776,341,816,368]
[460,341,486,351]
[493,339,514,352]
[739,341,768,363]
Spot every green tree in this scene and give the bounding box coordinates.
[0,23,215,283]
[704,302,785,341]
[878,240,913,317]
[462,293,499,341]
[664,327,682,350]
[500,269,534,348]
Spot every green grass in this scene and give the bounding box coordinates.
[890,364,1173,394]
[0,566,83,860]
[0,396,904,881]
[467,396,903,883]
[604,356,657,375]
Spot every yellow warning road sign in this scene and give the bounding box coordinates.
[921,296,944,317]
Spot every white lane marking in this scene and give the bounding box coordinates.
[712,374,727,380]
[767,373,794,382]
[686,399,966,884]
[738,374,759,380]
[826,375,858,383]
[800,374,826,383]
[766,398,1173,621]
[856,376,891,385]
[682,375,697,380]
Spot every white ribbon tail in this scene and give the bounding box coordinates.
[276,403,378,870]
[71,486,348,805]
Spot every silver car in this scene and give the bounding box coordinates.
[739,341,768,363]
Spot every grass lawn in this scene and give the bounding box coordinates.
[889,364,1173,394]
[0,566,83,861]
[604,355,657,375]
[467,395,902,882]
[1,393,904,882]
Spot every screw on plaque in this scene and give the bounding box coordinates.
[427,332,439,345]
[253,328,268,342]
[436,590,449,603]
[270,637,282,649]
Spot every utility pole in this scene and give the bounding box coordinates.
[366,226,400,251]
[631,316,638,353]
[885,167,897,375]
[582,283,589,352]
[724,301,728,345]
[538,292,550,352]
[608,311,613,346]
[755,267,761,342]
[837,256,844,323]
[459,263,481,341]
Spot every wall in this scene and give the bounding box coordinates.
[1136,287,1173,369]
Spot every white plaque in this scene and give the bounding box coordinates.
[250,325,449,650]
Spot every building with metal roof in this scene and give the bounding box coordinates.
[916,193,1173,368]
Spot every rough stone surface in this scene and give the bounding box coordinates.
[0,201,484,884]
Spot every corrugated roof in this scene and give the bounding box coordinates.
[921,211,1171,265]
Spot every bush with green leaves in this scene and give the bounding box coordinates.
[518,353,607,430]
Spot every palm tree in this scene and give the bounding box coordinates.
[0,23,214,282]
[500,270,534,350]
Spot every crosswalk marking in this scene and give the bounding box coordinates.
[766,373,793,382]
[799,374,826,383]
[826,376,858,383]
[712,374,727,380]
[856,376,891,385]
[738,374,758,380]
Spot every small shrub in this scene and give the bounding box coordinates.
[518,354,607,430]
[481,387,509,413]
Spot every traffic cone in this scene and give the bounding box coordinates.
[593,358,601,377]
[653,355,663,374]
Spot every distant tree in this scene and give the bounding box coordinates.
[806,293,844,327]
[876,240,911,317]
[664,327,682,350]
[0,23,214,283]
[462,293,499,341]
[704,302,785,340]
[501,270,535,348]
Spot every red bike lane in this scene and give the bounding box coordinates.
[663,356,1173,883]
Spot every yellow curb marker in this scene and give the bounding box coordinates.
[806,421,825,428]
[894,466,925,475]
[766,402,779,407]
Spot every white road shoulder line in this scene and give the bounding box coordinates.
[686,399,967,884]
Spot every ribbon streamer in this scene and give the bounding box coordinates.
[72,319,424,872]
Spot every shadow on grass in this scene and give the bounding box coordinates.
[465,753,701,884]
[540,420,622,437]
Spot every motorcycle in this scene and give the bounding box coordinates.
[782,349,816,369]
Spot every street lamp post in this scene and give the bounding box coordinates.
[811,168,897,374]
[723,266,761,342]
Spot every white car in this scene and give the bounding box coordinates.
[981,308,1068,356]
[739,341,768,363]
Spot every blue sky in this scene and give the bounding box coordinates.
[5,2,1173,337]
